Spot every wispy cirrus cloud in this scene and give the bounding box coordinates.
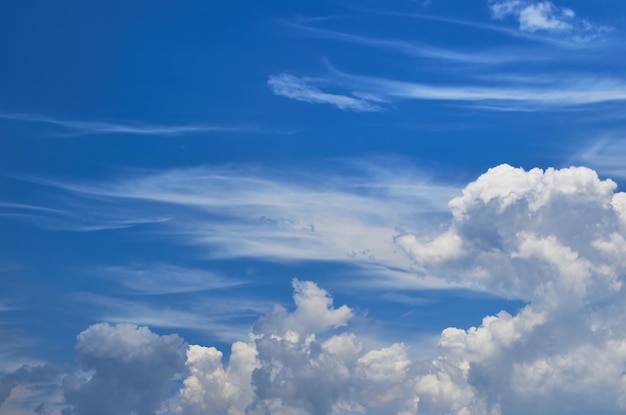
[0,195,171,232]
[10,159,459,289]
[78,292,272,342]
[0,112,265,136]
[284,22,523,64]
[97,263,247,295]
[353,6,612,48]
[268,73,385,112]
[270,68,626,111]
[575,138,626,179]
[356,74,626,108]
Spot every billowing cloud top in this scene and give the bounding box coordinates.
[169,164,626,415]
[5,164,626,415]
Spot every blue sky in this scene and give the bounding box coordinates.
[3,1,626,414]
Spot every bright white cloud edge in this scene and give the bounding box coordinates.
[5,163,626,415]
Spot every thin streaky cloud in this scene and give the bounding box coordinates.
[98,263,248,295]
[328,68,626,110]
[575,138,626,179]
[0,112,268,136]
[0,202,63,214]
[290,13,355,24]
[0,301,20,313]
[72,217,172,232]
[351,7,611,48]
[268,73,385,112]
[284,22,522,64]
[11,161,460,290]
[78,293,273,342]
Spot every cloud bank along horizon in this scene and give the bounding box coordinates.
[5,163,626,415]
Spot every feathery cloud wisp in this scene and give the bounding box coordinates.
[268,73,385,112]
[12,160,458,289]
[0,112,262,136]
[326,68,626,111]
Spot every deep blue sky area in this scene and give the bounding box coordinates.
[3,1,626,415]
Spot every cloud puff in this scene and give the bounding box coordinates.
[62,323,186,415]
[395,164,626,414]
[488,0,610,40]
[177,342,257,415]
[268,73,385,112]
[396,164,622,302]
[177,279,414,415]
[490,0,573,32]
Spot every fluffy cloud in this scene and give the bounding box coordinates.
[490,0,574,32]
[30,163,626,414]
[488,0,609,39]
[177,342,257,415]
[177,279,414,415]
[396,164,623,302]
[395,164,626,414]
[62,323,186,415]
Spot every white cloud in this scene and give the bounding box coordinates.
[393,164,626,414]
[62,323,186,415]
[518,2,573,32]
[97,263,246,295]
[78,292,270,343]
[333,69,626,110]
[285,22,522,64]
[576,138,626,180]
[267,64,626,112]
[268,73,385,112]
[13,163,626,414]
[488,0,610,40]
[490,0,525,20]
[18,160,457,290]
[490,0,573,32]
[397,164,622,300]
[177,342,257,415]
[176,279,418,415]
[0,112,265,136]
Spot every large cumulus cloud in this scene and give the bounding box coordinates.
[396,164,626,414]
[176,279,414,415]
[26,163,626,415]
[175,164,626,415]
[62,322,186,415]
